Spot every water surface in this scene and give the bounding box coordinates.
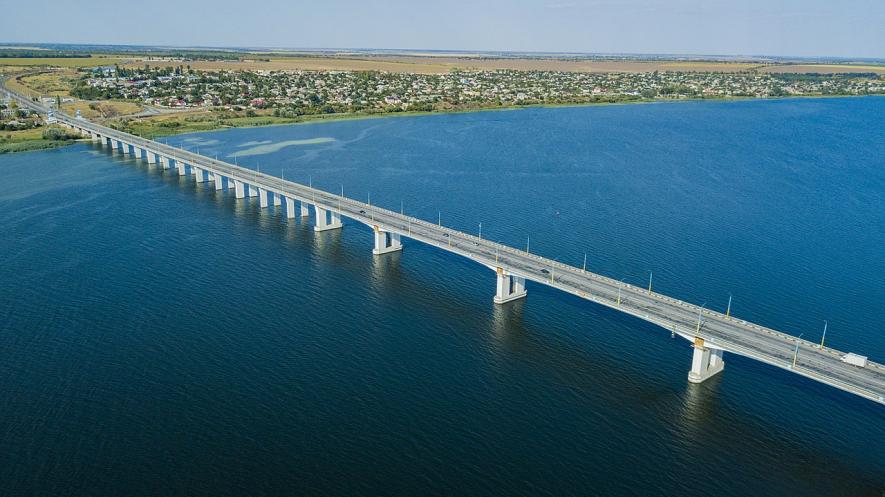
[1,98,883,496]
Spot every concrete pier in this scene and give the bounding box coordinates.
[259,188,268,208]
[688,338,725,383]
[121,142,130,154]
[300,201,310,217]
[373,226,403,255]
[110,139,120,150]
[194,167,206,182]
[214,174,223,190]
[160,156,170,169]
[285,197,296,219]
[314,205,342,232]
[494,268,527,304]
[247,184,258,197]
[234,180,245,199]
[132,147,142,159]
[273,192,281,206]
[177,161,186,176]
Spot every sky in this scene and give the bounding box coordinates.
[3,0,884,59]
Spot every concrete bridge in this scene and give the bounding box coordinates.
[6,87,884,406]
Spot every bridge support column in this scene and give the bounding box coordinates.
[247,184,258,197]
[194,167,206,182]
[285,197,296,218]
[177,161,186,176]
[226,176,235,190]
[214,174,223,190]
[259,188,268,208]
[300,201,310,217]
[234,180,245,199]
[91,132,100,143]
[110,139,120,150]
[313,205,342,232]
[132,147,142,159]
[273,192,281,206]
[688,338,725,383]
[494,267,527,304]
[120,142,130,154]
[160,156,170,169]
[373,226,402,255]
[146,151,156,164]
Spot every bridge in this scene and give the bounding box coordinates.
[5,83,884,406]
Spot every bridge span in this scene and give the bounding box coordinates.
[6,86,884,406]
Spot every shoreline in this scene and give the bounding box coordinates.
[2,93,881,154]
[0,138,76,154]
[116,93,883,139]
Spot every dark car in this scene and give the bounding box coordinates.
[540,269,550,274]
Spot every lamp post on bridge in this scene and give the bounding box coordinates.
[792,334,804,369]
[819,320,828,349]
[648,271,653,292]
[617,278,625,306]
[695,303,706,334]
[726,294,733,317]
[478,222,482,240]
[583,252,587,273]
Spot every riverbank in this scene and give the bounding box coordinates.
[0,127,81,154]
[101,93,882,140]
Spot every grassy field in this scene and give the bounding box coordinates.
[0,56,124,68]
[18,70,79,96]
[103,106,434,139]
[61,100,143,119]
[0,127,78,154]
[2,74,43,99]
[108,109,332,138]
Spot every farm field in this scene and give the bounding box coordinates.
[124,55,885,74]
[0,56,125,67]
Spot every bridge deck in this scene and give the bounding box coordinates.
[7,85,883,406]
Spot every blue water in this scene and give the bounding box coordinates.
[1,98,883,496]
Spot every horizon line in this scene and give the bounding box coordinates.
[2,41,884,64]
